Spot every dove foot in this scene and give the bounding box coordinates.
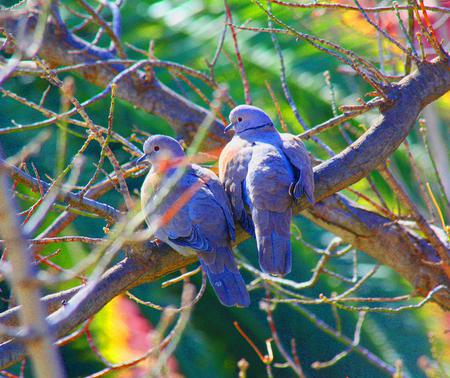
[146,238,162,251]
[288,183,297,202]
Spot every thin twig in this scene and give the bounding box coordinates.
[269,1,450,13]
[0,147,66,378]
[381,167,449,265]
[225,0,252,104]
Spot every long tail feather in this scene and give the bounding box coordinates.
[253,208,292,276]
[198,248,250,307]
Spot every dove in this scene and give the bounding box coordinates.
[138,135,250,307]
[219,105,314,276]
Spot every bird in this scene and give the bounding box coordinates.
[219,105,314,276]
[138,135,250,307]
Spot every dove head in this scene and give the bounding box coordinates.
[225,105,275,135]
[137,135,185,172]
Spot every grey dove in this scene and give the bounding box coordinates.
[138,135,250,307]
[219,105,314,276]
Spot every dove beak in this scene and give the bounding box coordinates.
[224,122,235,132]
[136,154,148,165]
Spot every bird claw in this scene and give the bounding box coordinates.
[289,183,297,201]
[146,238,162,250]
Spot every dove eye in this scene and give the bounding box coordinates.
[237,117,243,122]
[154,146,160,151]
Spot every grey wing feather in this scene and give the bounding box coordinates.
[219,139,255,237]
[281,133,315,204]
[192,165,236,241]
[227,178,255,237]
[168,224,212,252]
[155,172,213,253]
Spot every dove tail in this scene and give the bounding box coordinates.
[198,248,250,307]
[253,208,292,276]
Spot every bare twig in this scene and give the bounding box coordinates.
[0,147,66,378]
[225,0,252,104]
[380,167,449,265]
[269,1,450,14]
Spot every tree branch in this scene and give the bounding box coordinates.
[0,160,120,222]
[313,60,450,202]
[0,189,448,368]
[1,11,227,148]
[303,194,449,306]
[0,247,196,369]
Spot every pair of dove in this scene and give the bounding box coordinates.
[139,105,314,307]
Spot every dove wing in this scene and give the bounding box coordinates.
[162,169,231,252]
[141,170,211,252]
[280,133,315,204]
[219,138,255,237]
[192,164,236,241]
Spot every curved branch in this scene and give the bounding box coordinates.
[304,194,449,306]
[0,247,195,369]
[313,60,450,201]
[0,195,448,369]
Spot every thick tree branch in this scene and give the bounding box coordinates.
[0,247,195,369]
[0,195,448,369]
[313,60,450,201]
[304,195,449,305]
